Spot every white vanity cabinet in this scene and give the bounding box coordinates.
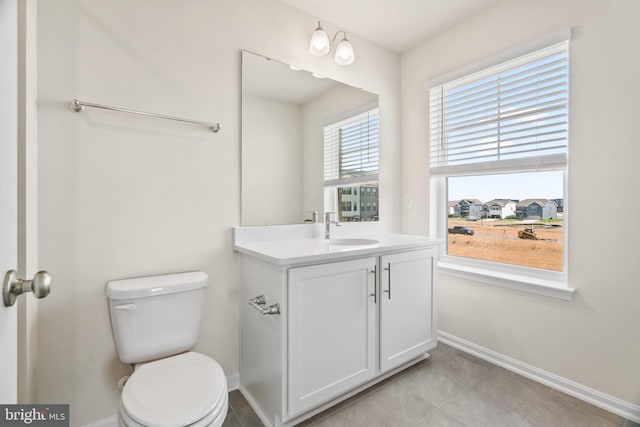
[288,257,377,416]
[379,248,435,372]
[235,229,440,427]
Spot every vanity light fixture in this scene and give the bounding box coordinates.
[308,21,355,65]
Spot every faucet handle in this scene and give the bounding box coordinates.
[304,211,319,223]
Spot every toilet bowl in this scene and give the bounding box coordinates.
[106,272,228,427]
[118,352,228,427]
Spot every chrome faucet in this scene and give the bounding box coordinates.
[325,212,341,239]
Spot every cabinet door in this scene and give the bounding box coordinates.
[288,257,377,417]
[379,249,435,372]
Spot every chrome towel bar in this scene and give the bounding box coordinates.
[69,99,221,133]
[248,294,281,315]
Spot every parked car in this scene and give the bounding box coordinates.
[448,226,474,236]
[467,216,479,221]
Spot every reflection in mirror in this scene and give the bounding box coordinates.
[241,50,379,226]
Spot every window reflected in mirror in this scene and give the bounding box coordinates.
[323,106,379,222]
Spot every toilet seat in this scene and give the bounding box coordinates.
[120,352,228,427]
[119,393,228,427]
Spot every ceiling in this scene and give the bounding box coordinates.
[243,51,343,104]
[279,0,505,53]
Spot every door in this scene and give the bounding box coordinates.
[288,258,377,417]
[379,249,435,373]
[0,0,19,403]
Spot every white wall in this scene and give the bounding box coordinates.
[36,0,400,424]
[401,0,640,406]
[242,94,303,225]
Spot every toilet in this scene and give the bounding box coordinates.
[106,271,228,427]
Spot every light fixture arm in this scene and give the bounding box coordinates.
[330,30,348,45]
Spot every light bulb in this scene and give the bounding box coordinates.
[334,37,354,65]
[309,22,330,56]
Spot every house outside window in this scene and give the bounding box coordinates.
[427,34,572,297]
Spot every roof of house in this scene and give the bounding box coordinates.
[516,198,550,208]
[485,199,516,207]
[456,198,483,206]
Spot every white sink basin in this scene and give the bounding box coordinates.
[327,238,379,246]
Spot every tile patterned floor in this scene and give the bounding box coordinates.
[223,343,639,427]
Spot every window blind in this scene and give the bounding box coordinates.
[324,108,379,186]
[429,41,569,175]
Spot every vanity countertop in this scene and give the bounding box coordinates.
[233,233,442,266]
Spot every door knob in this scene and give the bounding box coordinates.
[3,270,51,307]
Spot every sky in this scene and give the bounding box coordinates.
[448,170,563,202]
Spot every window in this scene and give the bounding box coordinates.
[324,107,379,222]
[428,37,573,298]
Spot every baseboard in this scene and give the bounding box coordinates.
[82,415,117,427]
[438,331,640,423]
[239,384,276,427]
[227,371,240,391]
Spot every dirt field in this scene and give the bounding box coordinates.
[447,218,563,271]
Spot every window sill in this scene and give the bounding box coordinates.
[438,260,576,301]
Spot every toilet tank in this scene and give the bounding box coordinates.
[106,271,208,364]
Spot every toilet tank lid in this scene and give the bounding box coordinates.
[106,271,208,300]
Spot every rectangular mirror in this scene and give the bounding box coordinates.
[241,50,379,226]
